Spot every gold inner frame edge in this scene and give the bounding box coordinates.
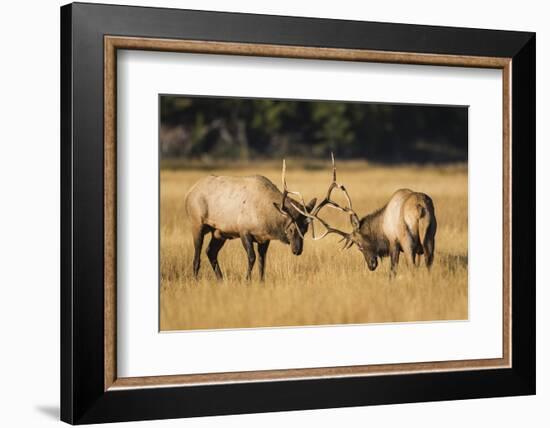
[104,35,512,391]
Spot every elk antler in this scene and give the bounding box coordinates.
[292,203,351,243]
[290,153,360,246]
[276,159,311,238]
[311,153,360,224]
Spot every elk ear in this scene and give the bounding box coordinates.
[306,198,317,213]
[350,214,361,231]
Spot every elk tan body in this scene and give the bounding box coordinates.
[359,188,437,272]
[185,173,315,281]
[186,176,288,242]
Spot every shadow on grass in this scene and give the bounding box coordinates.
[439,252,468,274]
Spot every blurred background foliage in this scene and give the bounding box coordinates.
[160,95,467,165]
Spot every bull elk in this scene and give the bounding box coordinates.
[184,162,316,281]
[293,154,437,274]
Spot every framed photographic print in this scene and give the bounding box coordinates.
[60,2,535,424]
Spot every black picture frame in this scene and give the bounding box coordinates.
[61,2,535,424]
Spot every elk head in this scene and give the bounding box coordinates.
[291,153,379,270]
[273,159,317,255]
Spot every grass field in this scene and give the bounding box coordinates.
[160,161,468,331]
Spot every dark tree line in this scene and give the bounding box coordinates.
[160,95,467,164]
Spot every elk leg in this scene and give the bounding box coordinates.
[389,244,400,276]
[240,233,256,281]
[257,241,270,282]
[206,235,226,280]
[191,224,207,279]
[423,238,435,269]
[402,237,417,268]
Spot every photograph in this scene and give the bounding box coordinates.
[159,95,469,331]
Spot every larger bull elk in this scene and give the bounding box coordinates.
[185,162,316,281]
[293,154,437,274]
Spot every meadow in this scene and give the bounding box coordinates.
[160,161,468,331]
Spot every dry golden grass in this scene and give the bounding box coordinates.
[160,162,468,331]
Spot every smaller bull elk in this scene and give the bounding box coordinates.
[184,161,316,281]
[293,154,437,274]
